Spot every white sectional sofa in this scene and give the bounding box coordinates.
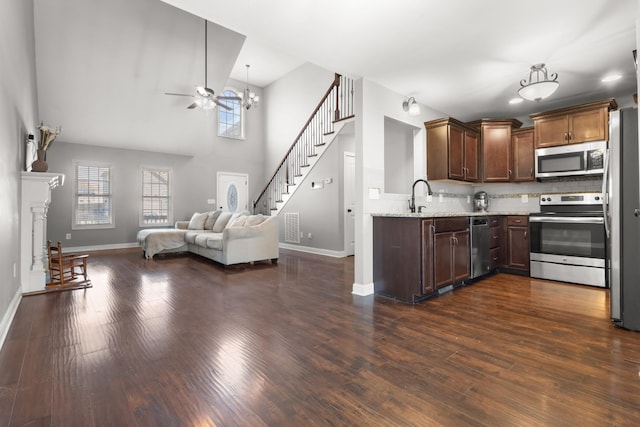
[137,210,279,266]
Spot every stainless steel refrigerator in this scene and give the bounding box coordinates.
[605,108,640,331]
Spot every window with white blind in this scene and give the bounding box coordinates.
[141,168,172,226]
[73,163,113,230]
[217,89,244,139]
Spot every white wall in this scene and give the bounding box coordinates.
[263,63,335,183]
[277,128,355,254]
[353,79,450,293]
[45,77,265,248]
[0,0,39,346]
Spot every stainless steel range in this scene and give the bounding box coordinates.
[529,193,606,287]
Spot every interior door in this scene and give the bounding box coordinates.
[217,172,248,213]
[344,152,355,256]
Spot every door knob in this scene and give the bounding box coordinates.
[634,209,640,218]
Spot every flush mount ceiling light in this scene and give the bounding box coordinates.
[518,63,559,102]
[602,74,622,83]
[242,64,260,110]
[402,97,420,116]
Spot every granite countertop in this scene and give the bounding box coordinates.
[372,211,533,218]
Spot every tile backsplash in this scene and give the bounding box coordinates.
[374,177,602,214]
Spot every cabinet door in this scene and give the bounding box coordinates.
[434,232,454,289]
[452,230,470,283]
[421,219,435,294]
[569,108,607,144]
[464,130,479,182]
[534,114,569,148]
[448,125,465,180]
[512,129,535,182]
[482,125,512,182]
[507,226,530,271]
[373,217,422,301]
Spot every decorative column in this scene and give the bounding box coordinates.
[20,172,65,294]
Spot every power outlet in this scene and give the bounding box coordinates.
[521,194,529,203]
[308,233,313,239]
[207,199,216,205]
[65,233,71,240]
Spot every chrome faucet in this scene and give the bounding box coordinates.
[409,179,433,213]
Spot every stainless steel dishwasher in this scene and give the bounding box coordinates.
[470,216,491,279]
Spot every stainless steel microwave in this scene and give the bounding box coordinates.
[535,140,606,179]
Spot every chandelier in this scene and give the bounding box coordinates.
[243,64,260,110]
[518,63,559,102]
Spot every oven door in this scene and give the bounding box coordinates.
[529,215,606,259]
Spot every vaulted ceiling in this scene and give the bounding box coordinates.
[35,0,638,155]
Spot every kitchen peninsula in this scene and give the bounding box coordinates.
[373,211,530,303]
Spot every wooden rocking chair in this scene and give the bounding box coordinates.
[47,240,91,289]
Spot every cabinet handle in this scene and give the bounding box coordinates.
[508,169,512,176]
[524,231,528,240]
[530,168,534,178]
[564,132,569,141]
[493,257,499,261]
[568,131,573,141]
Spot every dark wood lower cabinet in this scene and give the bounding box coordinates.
[433,218,470,290]
[373,217,434,302]
[434,230,470,289]
[505,216,530,272]
[373,214,528,303]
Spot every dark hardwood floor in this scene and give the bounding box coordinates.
[1,248,639,426]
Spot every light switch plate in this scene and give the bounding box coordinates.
[207,199,216,205]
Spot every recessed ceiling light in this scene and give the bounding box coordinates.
[602,74,622,82]
[509,98,524,104]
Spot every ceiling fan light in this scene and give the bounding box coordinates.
[518,63,559,102]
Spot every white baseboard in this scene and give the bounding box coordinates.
[62,242,139,253]
[279,243,349,258]
[352,282,374,296]
[0,287,22,352]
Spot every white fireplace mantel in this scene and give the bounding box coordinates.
[20,172,65,294]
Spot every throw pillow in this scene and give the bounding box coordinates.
[244,215,265,226]
[187,212,208,230]
[211,212,233,232]
[226,211,248,229]
[228,216,247,227]
[204,210,222,230]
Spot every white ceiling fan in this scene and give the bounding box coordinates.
[165,19,240,111]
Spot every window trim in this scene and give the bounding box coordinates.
[217,87,245,140]
[139,166,173,227]
[72,161,115,230]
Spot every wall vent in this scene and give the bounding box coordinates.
[284,213,300,243]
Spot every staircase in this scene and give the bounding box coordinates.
[253,73,355,216]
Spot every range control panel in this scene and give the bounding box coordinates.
[539,193,603,206]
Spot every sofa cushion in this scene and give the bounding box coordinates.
[205,234,223,250]
[204,210,221,230]
[187,212,208,230]
[211,212,233,232]
[184,230,200,244]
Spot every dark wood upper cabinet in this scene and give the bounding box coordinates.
[426,118,479,182]
[468,119,522,183]
[512,127,535,182]
[530,99,617,148]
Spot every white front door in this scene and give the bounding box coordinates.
[217,172,249,213]
[344,152,355,256]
